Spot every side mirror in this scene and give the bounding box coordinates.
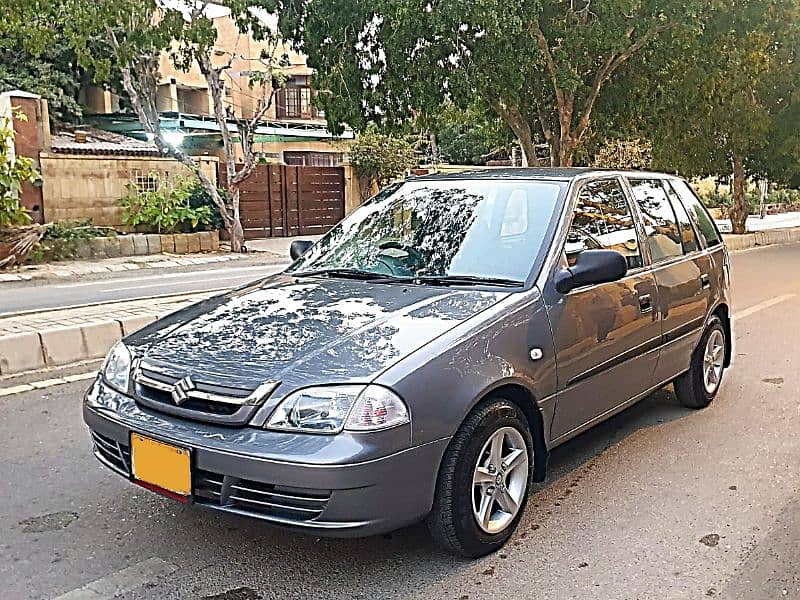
[290,240,313,260]
[554,249,628,294]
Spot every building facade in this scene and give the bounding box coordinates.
[83,7,352,168]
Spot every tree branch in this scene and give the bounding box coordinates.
[573,24,669,143]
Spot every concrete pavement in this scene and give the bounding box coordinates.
[0,243,799,599]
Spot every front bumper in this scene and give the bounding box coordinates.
[83,379,449,537]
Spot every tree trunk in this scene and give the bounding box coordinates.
[730,154,748,234]
[493,102,535,166]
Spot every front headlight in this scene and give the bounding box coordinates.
[266,384,409,434]
[102,342,132,394]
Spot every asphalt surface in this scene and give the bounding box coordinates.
[2,243,800,600]
[0,257,289,315]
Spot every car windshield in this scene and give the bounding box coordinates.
[288,179,565,284]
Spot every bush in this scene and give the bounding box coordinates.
[25,220,111,263]
[120,175,214,234]
[349,126,418,198]
[0,110,40,226]
[187,180,224,230]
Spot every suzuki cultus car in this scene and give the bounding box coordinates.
[85,169,731,557]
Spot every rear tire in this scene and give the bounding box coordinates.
[426,398,532,558]
[674,316,726,409]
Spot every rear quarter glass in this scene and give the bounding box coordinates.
[669,179,722,247]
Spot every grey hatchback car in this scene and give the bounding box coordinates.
[84,168,731,557]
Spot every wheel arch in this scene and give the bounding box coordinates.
[710,303,732,367]
[470,382,549,483]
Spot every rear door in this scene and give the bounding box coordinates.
[625,177,712,383]
[546,177,661,441]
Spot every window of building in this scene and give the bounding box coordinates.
[276,76,316,119]
[284,151,343,167]
[669,179,722,248]
[132,170,169,193]
[565,179,643,269]
[627,178,683,262]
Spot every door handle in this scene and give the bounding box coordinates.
[700,274,711,289]
[638,294,653,313]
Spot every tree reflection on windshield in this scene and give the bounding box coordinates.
[290,179,565,283]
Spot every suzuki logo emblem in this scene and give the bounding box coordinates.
[171,376,195,405]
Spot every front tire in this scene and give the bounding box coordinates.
[426,398,532,558]
[674,316,726,409]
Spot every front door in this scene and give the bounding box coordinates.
[546,178,661,441]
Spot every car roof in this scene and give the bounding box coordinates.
[407,167,677,182]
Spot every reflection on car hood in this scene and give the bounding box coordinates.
[126,275,508,390]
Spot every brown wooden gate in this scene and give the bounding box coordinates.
[221,165,345,239]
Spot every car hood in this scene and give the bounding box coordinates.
[126,274,508,392]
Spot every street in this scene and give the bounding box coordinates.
[0,258,288,315]
[2,242,800,600]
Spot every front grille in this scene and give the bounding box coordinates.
[194,468,331,521]
[91,431,131,477]
[133,363,278,425]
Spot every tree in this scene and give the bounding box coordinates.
[642,0,800,233]
[348,126,417,199]
[48,0,287,251]
[0,32,84,124]
[281,0,699,167]
[431,103,514,165]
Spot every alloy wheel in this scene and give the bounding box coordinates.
[703,328,725,394]
[471,426,529,534]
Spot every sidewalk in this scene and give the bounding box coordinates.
[0,292,209,376]
[0,252,247,282]
[0,234,307,283]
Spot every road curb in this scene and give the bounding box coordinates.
[722,227,800,251]
[0,298,201,377]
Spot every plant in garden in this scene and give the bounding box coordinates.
[120,175,214,234]
[348,127,418,199]
[0,109,40,226]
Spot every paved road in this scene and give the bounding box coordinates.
[2,243,800,600]
[0,257,289,315]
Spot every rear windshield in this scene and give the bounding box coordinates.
[289,179,566,283]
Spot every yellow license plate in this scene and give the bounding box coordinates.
[130,434,191,496]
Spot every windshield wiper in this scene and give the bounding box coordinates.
[414,275,524,288]
[291,268,408,282]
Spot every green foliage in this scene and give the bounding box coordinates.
[592,138,653,170]
[700,188,800,210]
[0,30,84,123]
[120,175,213,234]
[432,104,514,165]
[27,220,113,263]
[0,110,40,226]
[187,180,225,231]
[43,219,112,241]
[349,127,418,192]
[282,0,702,165]
[643,0,800,178]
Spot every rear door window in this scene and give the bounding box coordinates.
[663,181,699,253]
[565,178,643,269]
[627,178,683,263]
[669,179,722,248]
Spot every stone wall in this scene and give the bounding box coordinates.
[39,154,218,228]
